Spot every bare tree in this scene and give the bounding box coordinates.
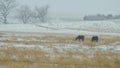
[0,0,16,24]
[35,5,49,23]
[17,6,32,24]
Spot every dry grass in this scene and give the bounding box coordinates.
[0,50,119,68]
[0,32,120,68]
[0,47,120,68]
[1,34,120,45]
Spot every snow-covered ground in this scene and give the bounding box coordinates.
[0,20,120,58]
[0,20,120,36]
[1,43,120,51]
[0,42,120,59]
[0,24,120,62]
[0,31,120,54]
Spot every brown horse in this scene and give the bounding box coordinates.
[75,35,85,41]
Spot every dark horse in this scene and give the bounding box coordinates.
[91,36,98,42]
[75,35,85,41]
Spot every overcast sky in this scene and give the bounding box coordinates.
[17,0,120,16]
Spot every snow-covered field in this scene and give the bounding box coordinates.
[0,20,120,68]
[0,20,120,36]
[0,32,120,68]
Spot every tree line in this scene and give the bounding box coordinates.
[0,0,49,24]
[84,14,120,21]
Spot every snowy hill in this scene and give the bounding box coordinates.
[0,20,120,36]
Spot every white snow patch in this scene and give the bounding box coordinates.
[0,20,120,36]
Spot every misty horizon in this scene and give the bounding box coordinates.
[17,0,120,17]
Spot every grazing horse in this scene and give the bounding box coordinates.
[75,35,85,41]
[91,36,98,42]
